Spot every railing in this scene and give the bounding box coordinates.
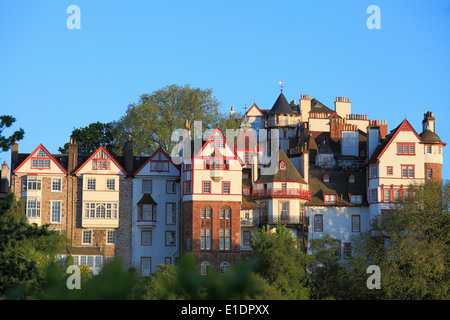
[240,216,309,226]
[252,188,311,200]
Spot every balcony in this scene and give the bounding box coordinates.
[252,188,311,200]
[240,215,309,226]
[136,219,157,229]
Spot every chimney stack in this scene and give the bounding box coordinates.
[122,135,133,176]
[68,139,78,174]
[11,141,18,172]
[1,161,10,193]
[422,111,435,133]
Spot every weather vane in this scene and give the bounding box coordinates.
[279,81,284,92]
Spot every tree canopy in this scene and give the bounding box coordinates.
[0,115,24,152]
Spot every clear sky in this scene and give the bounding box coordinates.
[1,0,449,179]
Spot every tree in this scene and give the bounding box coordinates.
[58,121,121,155]
[114,84,222,156]
[349,180,450,300]
[0,193,66,299]
[0,115,24,151]
[250,225,311,299]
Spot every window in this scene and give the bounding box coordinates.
[401,165,415,179]
[138,204,156,221]
[141,230,152,246]
[200,229,211,250]
[150,152,169,171]
[280,201,289,220]
[165,257,172,265]
[348,175,355,183]
[82,230,92,245]
[220,207,231,219]
[394,189,402,202]
[427,168,433,179]
[106,179,115,191]
[26,198,41,218]
[350,194,362,204]
[281,182,287,190]
[203,181,211,194]
[220,229,231,250]
[220,261,230,276]
[87,178,96,190]
[166,203,176,225]
[324,194,337,204]
[107,231,115,244]
[343,243,352,258]
[370,165,377,178]
[314,214,323,232]
[142,180,152,193]
[371,189,378,203]
[244,152,251,164]
[352,215,361,232]
[334,240,341,258]
[279,161,286,170]
[397,143,415,155]
[166,180,176,194]
[243,187,250,195]
[23,176,42,191]
[201,261,210,275]
[201,207,212,219]
[141,257,151,276]
[31,148,50,168]
[222,181,230,194]
[384,189,391,203]
[323,174,330,183]
[93,159,110,170]
[426,145,432,154]
[50,201,61,223]
[243,231,251,246]
[386,167,393,176]
[438,146,442,154]
[51,178,62,192]
[165,231,175,246]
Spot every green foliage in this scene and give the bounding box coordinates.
[349,180,450,300]
[58,121,121,155]
[0,115,24,152]
[114,84,222,156]
[250,225,311,299]
[0,193,67,299]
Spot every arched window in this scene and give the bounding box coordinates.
[96,204,106,218]
[201,261,210,275]
[201,206,212,219]
[220,261,230,276]
[220,206,231,219]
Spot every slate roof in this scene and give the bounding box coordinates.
[256,149,306,183]
[419,129,442,143]
[137,193,157,205]
[310,98,334,114]
[307,169,367,206]
[268,92,298,115]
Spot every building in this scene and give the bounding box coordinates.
[8,92,445,275]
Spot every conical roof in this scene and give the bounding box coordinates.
[268,92,296,115]
[420,129,442,143]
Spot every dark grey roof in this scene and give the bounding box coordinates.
[420,129,442,143]
[311,98,334,114]
[268,93,298,115]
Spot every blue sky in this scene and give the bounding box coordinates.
[1,0,449,179]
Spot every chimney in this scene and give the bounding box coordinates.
[366,125,380,160]
[122,135,133,175]
[11,141,18,171]
[302,149,309,184]
[68,139,78,174]
[230,106,235,116]
[334,97,351,118]
[300,94,311,123]
[1,161,9,193]
[422,111,435,133]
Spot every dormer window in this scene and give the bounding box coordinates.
[324,194,337,204]
[323,174,330,183]
[279,161,286,170]
[31,148,50,169]
[243,187,250,195]
[348,175,355,183]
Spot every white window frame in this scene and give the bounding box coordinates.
[26,197,41,218]
[87,178,96,190]
[50,200,62,224]
[51,178,62,192]
[107,230,116,244]
[82,230,92,245]
[142,180,152,193]
[106,178,115,191]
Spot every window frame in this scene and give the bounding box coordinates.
[314,214,323,232]
[51,177,62,192]
[50,200,62,224]
[397,142,415,155]
[202,181,211,194]
[351,215,361,232]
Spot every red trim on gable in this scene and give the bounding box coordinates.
[74,145,125,175]
[198,126,244,165]
[245,103,264,117]
[376,119,422,161]
[13,144,68,175]
[134,147,180,176]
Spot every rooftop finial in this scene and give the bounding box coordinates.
[279,81,284,92]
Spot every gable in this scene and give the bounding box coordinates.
[197,126,243,164]
[134,147,180,176]
[13,144,67,175]
[246,103,264,117]
[75,146,125,175]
